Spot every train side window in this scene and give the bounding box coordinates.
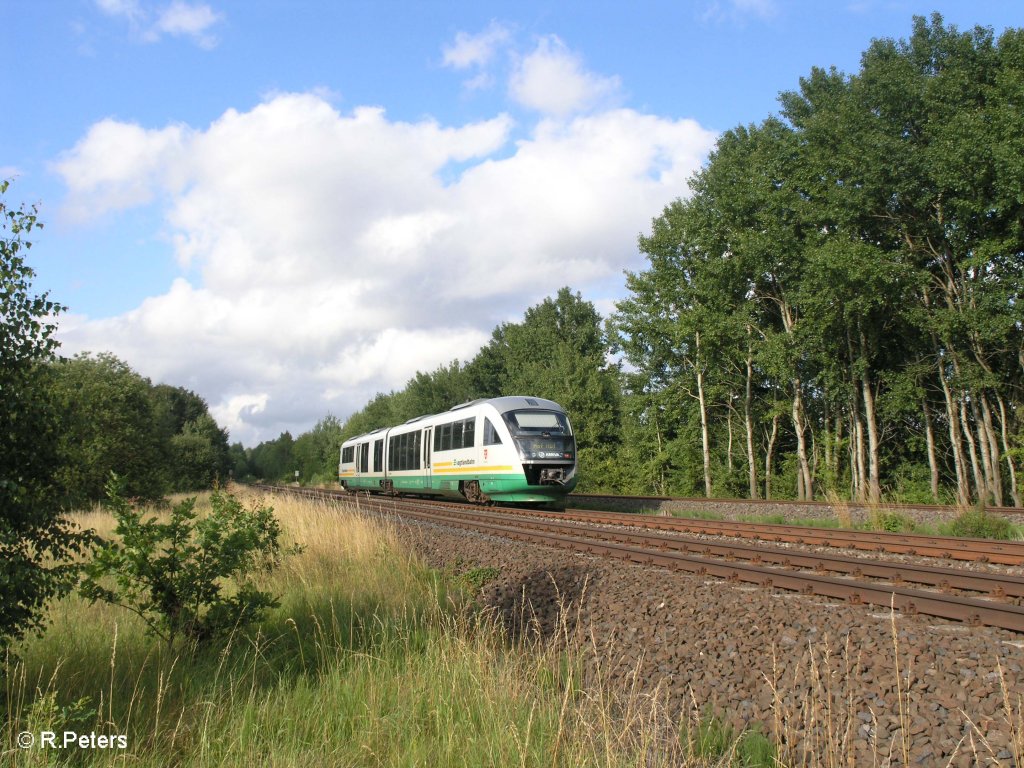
[373,439,383,473]
[359,443,369,473]
[341,446,354,464]
[483,418,502,445]
[432,419,479,452]
[394,432,415,471]
[388,433,405,471]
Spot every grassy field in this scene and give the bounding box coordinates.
[10,490,1023,766]
[3,490,778,768]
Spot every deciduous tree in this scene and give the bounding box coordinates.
[0,181,89,645]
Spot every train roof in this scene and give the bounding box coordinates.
[466,396,566,415]
[341,396,567,446]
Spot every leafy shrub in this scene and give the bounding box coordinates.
[944,509,1016,540]
[869,510,916,533]
[81,479,293,649]
[459,566,501,592]
[1,180,91,648]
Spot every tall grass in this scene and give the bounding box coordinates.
[6,491,1021,767]
[2,491,767,767]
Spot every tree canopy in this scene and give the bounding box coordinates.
[49,352,232,508]
[0,181,88,645]
[612,14,1023,504]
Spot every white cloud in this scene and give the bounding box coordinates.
[148,1,223,48]
[95,0,223,47]
[735,0,779,19]
[95,0,142,21]
[509,36,621,116]
[442,21,511,70]
[210,393,269,443]
[701,0,779,24]
[52,119,191,222]
[53,92,716,445]
[442,22,513,93]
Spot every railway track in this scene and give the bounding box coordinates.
[515,507,1024,565]
[254,484,1024,632]
[570,491,1024,518]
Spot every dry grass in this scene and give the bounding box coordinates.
[5,488,1024,767]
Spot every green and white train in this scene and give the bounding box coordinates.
[339,396,578,505]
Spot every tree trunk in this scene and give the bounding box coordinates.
[978,392,1004,506]
[834,413,844,495]
[922,399,940,503]
[996,394,1021,508]
[764,413,779,500]
[822,404,832,487]
[857,328,881,503]
[695,331,712,498]
[853,404,867,502]
[924,286,969,505]
[726,405,734,475]
[960,398,985,504]
[938,362,970,506]
[792,383,813,501]
[744,349,758,499]
[968,397,995,506]
[653,408,665,496]
[779,302,812,499]
[861,369,881,504]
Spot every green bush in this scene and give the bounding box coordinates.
[81,479,294,649]
[869,510,916,533]
[944,509,1016,540]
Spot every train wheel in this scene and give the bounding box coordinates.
[460,480,491,504]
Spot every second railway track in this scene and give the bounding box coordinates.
[256,485,1024,632]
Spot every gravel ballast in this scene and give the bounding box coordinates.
[394,515,1024,767]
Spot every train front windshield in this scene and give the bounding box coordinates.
[503,410,575,461]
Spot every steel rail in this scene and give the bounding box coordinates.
[257,486,1024,632]
[570,491,1023,518]
[252,485,1024,564]
[398,502,1024,600]
[533,507,1024,565]
[368,498,1024,633]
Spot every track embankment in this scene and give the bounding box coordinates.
[256,485,1024,765]
[570,491,1024,525]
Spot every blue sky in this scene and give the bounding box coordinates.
[3,0,1021,445]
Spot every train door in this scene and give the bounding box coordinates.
[423,427,432,489]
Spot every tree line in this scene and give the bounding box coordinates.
[47,352,233,507]
[1,190,295,664]
[615,14,1022,506]
[230,415,345,486]
[253,16,1022,507]
[1,193,232,511]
